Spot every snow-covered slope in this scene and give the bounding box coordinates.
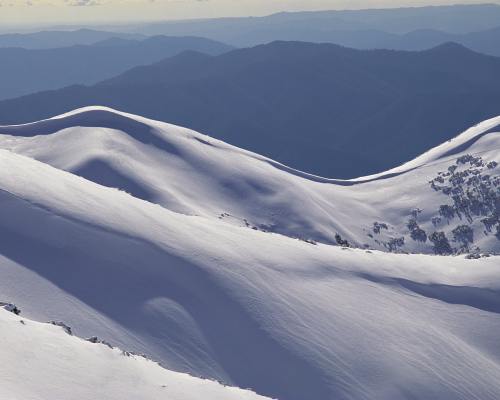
[0,308,270,400]
[0,107,499,400]
[0,106,498,255]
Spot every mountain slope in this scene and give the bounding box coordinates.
[0,106,498,255]
[1,42,500,178]
[0,35,232,100]
[0,107,499,400]
[0,308,270,400]
[0,109,500,400]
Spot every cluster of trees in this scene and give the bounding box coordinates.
[430,154,499,229]
[428,154,500,252]
[361,155,498,255]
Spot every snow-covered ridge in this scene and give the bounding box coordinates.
[352,116,500,181]
[0,119,499,399]
[0,308,271,400]
[0,106,498,255]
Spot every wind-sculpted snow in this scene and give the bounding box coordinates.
[0,309,270,400]
[1,108,500,399]
[0,106,498,255]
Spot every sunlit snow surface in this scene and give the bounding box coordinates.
[0,107,499,400]
[0,309,270,400]
[1,106,498,254]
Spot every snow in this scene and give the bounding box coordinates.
[0,106,498,254]
[0,107,499,399]
[0,309,270,400]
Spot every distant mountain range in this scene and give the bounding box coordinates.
[132,4,500,46]
[6,4,500,54]
[2,41,500,178]
[233,26,500,57]
[0,28,145,49]
[0,36,232,100]
[6,22,500,58]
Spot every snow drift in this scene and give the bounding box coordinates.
[0,107,499,399]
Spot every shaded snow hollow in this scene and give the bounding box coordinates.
[0,107,499,400]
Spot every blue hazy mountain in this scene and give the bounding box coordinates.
[0,35,232,100]
[1,41,500,178]
[0,28,145,49]
[132,4,500,46]
[253,26,500,57]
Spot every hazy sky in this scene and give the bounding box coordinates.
[0,0,497,27]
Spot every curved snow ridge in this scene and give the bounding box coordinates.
[36,108,500,183]
[2,106,500,184]
[0,106,190,156]
[352,115,500,182]
[0,106,383,188]
[0,106,332,181]
[0,309,272,400]
[0,105,263,159]
[0,106,499,255]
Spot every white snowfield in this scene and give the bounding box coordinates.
[0,309,270,400]
[0,107,499,400]
[0,106,498,254]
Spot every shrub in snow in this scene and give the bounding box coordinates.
[452,225,474,248]
[410,227,427,242]
[300,238,317,245]
[487,161,498,169]
[407,218,417,230]
[407,219,427,242]
[481,215,498,232]
[386,237,405,252]
[439,205,455,221]
[1,302,21,315]
[373,222,388,234]
[86,336,114,349]
[431,216,442,227]
[335,233,350,247]
[465,253,480,259]
[49,321,72,335]
[456,155,473,165]
[429,231,453,255]
[410,208,423,219]
[456,154,482,166]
